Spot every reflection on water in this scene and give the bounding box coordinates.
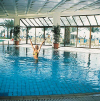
[35,59,38,63]
[87,54,91,67]
[0,45,100,96]
[52,50,59,60]
[26,48,28,56]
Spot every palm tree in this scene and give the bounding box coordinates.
[4,19,14,38]
[0,29,5,37]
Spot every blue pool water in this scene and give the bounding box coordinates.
[0,40,4,42]
[0,45,100,96]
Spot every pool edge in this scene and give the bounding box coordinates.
[0,92,100,100]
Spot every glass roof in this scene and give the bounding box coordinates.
[67,16,76,26]
[30,19,38,26]
[60,17,70,26]
[0,15,100,27]
[20,17,53,27]
[0,0,100,17]
[44,17,53,26]
[20,20,25,27]
[26,19,34,26]
[39,18,48,26]
[73,16,83,26]
[79,16,90,26]
[60,18,64,26]
[49,18,53,24]
[87,16,97,25]
[95,15,100,25]
[35,18,43,26]
[14,15,100,27]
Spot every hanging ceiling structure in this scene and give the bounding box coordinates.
[0,0,100,27]
[0,0,100,18]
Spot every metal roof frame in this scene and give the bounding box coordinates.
[79,16,84,26]
[0,14,99,27]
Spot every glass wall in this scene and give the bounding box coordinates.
[60,27,64,46]
[70,27,77,47]
[91,27,100,48]
[77,27,90,48]
[45,28,53,45]
[0,26,6,37]
[65,27,77,47]
[20,27,27,44]
[28,28,35,44]
[19,15,100,48]
[36,28,44,44]
[0,26,14,45]
[0,19,14,39]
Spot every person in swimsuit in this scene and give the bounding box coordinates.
[29,38,46,60]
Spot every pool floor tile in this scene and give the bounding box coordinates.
[1,46,100,97]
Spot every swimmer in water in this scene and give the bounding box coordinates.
[29,38,46,60]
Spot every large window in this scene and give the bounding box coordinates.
[19,15,100,48]
[28,28,35,44]
[45,28,53,45]
[0,26,6,37]
[65,27,77,47]
[0,18,14,39]
[36,28,44,44]
[70,27,77,47]
[60,27,64,46]
[77,27,90,48]
[91,27,100,48]
[20,27,27,44]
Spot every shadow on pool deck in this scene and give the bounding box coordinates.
[0,92,100,101]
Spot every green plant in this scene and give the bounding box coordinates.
[4,19,14,38]
[52,25,61,43]
[14,25,20,41]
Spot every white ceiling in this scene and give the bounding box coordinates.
[0,0,100,18]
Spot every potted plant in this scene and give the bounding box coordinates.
[14,25,20,45]
[52,25,61,49]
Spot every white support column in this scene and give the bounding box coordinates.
[14,17,20,26]
[53,12,60,26]
[14,17,20,44]
[52,12,60,47]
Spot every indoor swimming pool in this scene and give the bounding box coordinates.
[0,45,100,96]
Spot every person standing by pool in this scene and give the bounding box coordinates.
[29,38,46,60]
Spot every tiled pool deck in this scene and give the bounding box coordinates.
[1,45,100,101]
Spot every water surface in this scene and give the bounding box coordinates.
[0,45,100,96]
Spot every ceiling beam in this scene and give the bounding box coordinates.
[91,6,100,11]
[75,0,100,11]
[0,1,9,16]
[49,0,71,12]
[62,1,86,12]
[25,0,33,14]
[13,0,19,16]
[36,0,49,14]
